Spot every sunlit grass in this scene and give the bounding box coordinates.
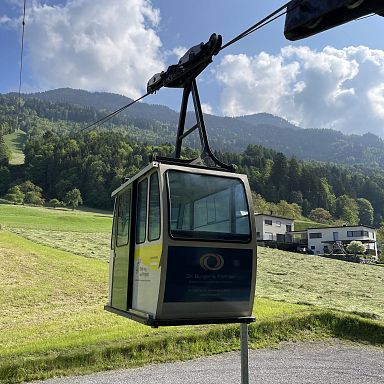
[1,204,384,382]
[0,232,315,382]
[3,131,25,165]
[0,204,112,232]
[256,247,384,319]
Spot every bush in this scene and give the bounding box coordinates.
[47,198,63,208]
[346,241,366,256]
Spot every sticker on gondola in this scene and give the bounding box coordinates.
[164,246,252,302]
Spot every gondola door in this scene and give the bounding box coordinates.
[110,185,132,311]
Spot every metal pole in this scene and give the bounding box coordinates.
[240,323,249,384]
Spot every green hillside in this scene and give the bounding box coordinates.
[0,205,383,382]
[3,131,25,165]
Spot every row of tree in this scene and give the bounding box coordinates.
[0,117,383,227]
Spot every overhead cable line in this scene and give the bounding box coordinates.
[220,0,294,51]
[356,13,376,21]
[74,1,296,135]
[17,0,27,131]
[71,92,150,137]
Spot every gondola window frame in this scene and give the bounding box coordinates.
[166,169,252,243]
[136,177,148,244]
[116,189,132,248]
[148,171,161,242]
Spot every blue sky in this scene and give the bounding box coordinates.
[1,0,384,136]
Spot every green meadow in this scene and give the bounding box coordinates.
[3,131,25,165]
[0,204,383,383]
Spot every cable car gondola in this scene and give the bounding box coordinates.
[105,34,257,327]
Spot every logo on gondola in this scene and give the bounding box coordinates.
[200,253,224,271]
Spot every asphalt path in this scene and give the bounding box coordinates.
[31,340,384,384]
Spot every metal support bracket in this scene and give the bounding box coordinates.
[146,33,234,171]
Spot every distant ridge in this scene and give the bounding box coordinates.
[3,88,384,169]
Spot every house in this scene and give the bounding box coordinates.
[255,213,294,245]
[290,225,378,258]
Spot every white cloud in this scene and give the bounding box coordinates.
[201,103,213,115]
[169,46,188,59]
[215,46,384,137]
[20,0,165,98]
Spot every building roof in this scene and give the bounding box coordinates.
[305,224,376,231]
[254,213,294,221]
[290,224,376,234]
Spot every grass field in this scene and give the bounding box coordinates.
[294,219,329,231]
[3,132,25,165]
[0,204,111,232]
[0,205,383,383]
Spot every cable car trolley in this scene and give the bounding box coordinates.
[105,34,257,328]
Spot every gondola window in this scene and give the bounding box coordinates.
[116,190,131,247]
[167,171,251,242]
[148,172,161,241]
[136,178,148,244]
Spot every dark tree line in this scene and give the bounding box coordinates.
[1,91,384,225]
[219,145,383,225]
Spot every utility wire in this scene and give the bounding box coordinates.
[220,0,294,51]
[71,92,150,137]
[17,0,27,131]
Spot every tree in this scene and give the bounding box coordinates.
[346,241,366,257]
[317,178,336,213]
[0,166,11,195]
[335,195,359,225]
[24,191,45,205]
[356,198,374,226]
[252,193,270,214]
[0,132,10,166]
[47,198,63,208]
[275,200,302,219]
[376,222,384,260]
[4,186,25,204]
[309,208,332,224]
[64,188,83,210]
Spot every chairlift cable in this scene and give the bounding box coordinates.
[356,13,376,21]
[71,92,150,137]
[17,0,27,132]
[220,0,299,51]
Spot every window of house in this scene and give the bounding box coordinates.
[116,189,131,247]
[136,178,148,244]
[311,246,315,250]
[276,221,281,227]
[148,172,161,241]
[347,230,369,237]
[265,219,272,225]
[286,224,292,232]
[265,232,273,240]
[276,234,285,242]
[309,232,322,239]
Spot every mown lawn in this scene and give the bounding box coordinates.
[0,205,383,382]
[0,231,316,382]
[0,204,111,232]
[257,247,384,319]
[3,131,25,165]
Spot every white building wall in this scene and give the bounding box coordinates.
[255,214,294,242]
[307,226,377,257]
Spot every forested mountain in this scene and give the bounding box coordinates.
[1,88,384,226]
[3,88,383,170]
